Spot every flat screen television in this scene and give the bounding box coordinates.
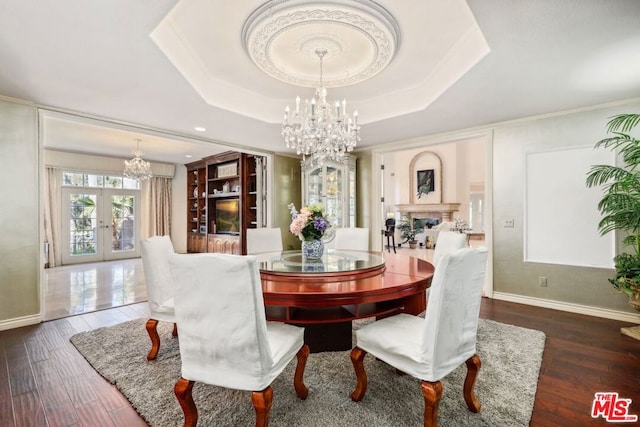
[215,199,240,234]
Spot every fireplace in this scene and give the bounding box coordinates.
[394,203,461,222]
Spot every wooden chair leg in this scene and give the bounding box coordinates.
[252,386,273,427]
[421,380,443,427]
[174,377,197,427]
[350,347,368,401]
[172,322,178,337]
[294,344,310,399]
[463,354,482,413]
[145,319,160,360]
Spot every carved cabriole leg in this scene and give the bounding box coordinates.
[350,347,368,401]
[145,319,160,360]
[252,386,273,427]
[172,323,178,337]
[174,377,197,427]
[294,344,310,399]
[421,380,443,427]
[463,354,482,413]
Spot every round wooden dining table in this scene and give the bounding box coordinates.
[256,250,434,352]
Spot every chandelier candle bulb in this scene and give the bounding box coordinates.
[281,48,361,167]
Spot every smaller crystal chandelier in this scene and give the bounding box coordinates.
[282,48,360,167]
[124,139,152,181]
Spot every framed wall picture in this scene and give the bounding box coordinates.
[416,169,435,199]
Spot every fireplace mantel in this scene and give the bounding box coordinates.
[395,203,461,222]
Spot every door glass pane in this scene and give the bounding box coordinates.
[123,177,139,189]
[63,172,86,186]
[104,176,123,188]
[469,193,484,231]
[308,168,323,205]
[326,166,342,227]
[111,194,136,252]
[69,193,97,256]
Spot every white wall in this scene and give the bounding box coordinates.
[491,101,639,313]
[382,140,485,223]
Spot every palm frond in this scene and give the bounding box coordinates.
[607,114,640,133]
[594,135,632,150]
[586,164,636,187]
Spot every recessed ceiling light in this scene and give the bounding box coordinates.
[194,126,206,132]
[185,154,193,158]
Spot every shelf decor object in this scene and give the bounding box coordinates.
[123,139,152,181]
[217,162,237,178]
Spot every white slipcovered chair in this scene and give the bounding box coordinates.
[140,235,177,360]
[432,231,467,267]
[246,227,284,254]
[334,227,370,251]
[169,253,310,427]
[350,247,489,427]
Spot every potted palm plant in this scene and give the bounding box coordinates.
[397,215,424,249]
[586,113,640,340]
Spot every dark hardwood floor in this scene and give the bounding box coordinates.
[1,298,639,426]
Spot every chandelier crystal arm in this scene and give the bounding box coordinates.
[282,48,360,167]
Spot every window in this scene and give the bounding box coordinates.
[63,172,140,189]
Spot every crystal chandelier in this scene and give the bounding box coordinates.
[282,48,360,167]
[124,139,152,181]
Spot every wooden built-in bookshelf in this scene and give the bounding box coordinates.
[186,151,264,254]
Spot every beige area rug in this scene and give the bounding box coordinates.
[71,318,545,426]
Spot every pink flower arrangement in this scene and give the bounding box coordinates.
[287,203,331,241]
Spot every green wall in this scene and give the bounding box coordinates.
[272,154,302,250]
[355,151,372,228]
[0,98,39,324]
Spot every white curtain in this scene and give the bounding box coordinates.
[43,166,62,267]
[142,176,172,238]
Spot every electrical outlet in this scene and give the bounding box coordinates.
[539,277,548,287]
[504,218,515,228]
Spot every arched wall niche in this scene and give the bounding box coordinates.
[395,150,461,221]
[409,151,442,204]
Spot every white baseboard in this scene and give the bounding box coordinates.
[492,292,640,323]
[0,313,42,331]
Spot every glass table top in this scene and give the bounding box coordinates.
[256,250,385,274]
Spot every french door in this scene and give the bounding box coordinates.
[61,188,141,265]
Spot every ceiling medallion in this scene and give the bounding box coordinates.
[242,0,400,88]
